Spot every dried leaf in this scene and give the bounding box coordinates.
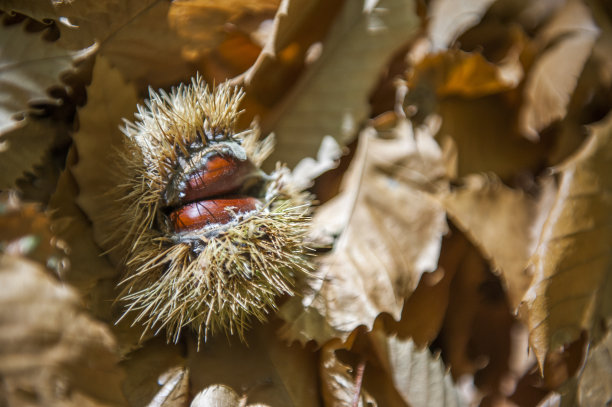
[263,0,420,168]
[407,50,517,101]
[279,119,448,344]
[187,325,319,407]
[291,135,343,191]
[519,0,600,140]
[0,21,93,186]
[522,112,612,368]
[0,254,127,406]
[191,385,243,407]
[321,327,465,407]
[577,324,612,406]
[49,151,119,303]
[376,333,464,407]
[437,94,548,180]
[121,338,188,407]
[0,0,120,22]
[320,340,376,407]
[427,0,497,51]
[0,192,66,270]
[168,0,278,63]
[70,56,139,255]
[439,174,551,309]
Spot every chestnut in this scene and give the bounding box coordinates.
[169,196,259,232]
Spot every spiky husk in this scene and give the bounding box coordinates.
[106,77,311,344]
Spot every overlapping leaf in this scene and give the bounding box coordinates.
[279,119,448,344]
[263,0,420,168]
[0,254,127,406]
[522,112,612,368]
[0,21,93,187]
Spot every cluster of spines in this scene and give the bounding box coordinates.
[108,78,311,344]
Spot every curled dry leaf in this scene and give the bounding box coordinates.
[168,0,278,64]
[404,47,548,179]
[522,112,612,369]
[0,192,66,271]
[320,340,376,407]
[0,254,127,407]
[519,0,600,140]
[191,385,243,407]
[0,20,94,187]
[321,326,464,407]
[427,0,497,51]
[577,322,612,406]
[438,174,555,309]
[279,119,448,344]
[263,0,420,168]
[70,56,139,256]
[187,325,319,407]
[121,338,188,407]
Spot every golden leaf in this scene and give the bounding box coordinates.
[522,112,612,369]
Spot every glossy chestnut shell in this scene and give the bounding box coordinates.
[167,151,261,233]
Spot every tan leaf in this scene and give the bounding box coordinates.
[121,338,188,407]
[262,0,420,168]
[321,327,464,407]
[521,111,612,369]
[320,340,376,407]
[0,254,127,407]
[70,56,139,255]
[0,21,92,133]
[439,174,554,309]
[436,94,549,180]
[427,0,497,51]
[0,192,67,273]
[577,324,612,406]
[0,0,120,21]
[0,21,93,187]
[519,0,600,140]
[49,150,119,302]
[191,385,243,407]
[237,0,346,124]
[187,325,319,407]
[168,0,278,63]
[374,333,464,407]
[51,0,197,89]
[279,119,448,344]
[407,51,517,100]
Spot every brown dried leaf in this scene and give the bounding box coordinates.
[187,325,319,407]
[371,332,464,407]
[0,192,66,272]
[320,340,376,407]
[427,0,497,51]
[437,94,548,180]
[522,111,612,369]
[52,0,197,90]
[279,119,448,344]
[439,174,552,309]
[519,0,600,140]
[0,254,127,406]
[49,150,119,302]
[70,56,139,255]
[263,0,420,168]
[407,50,517,100]
[321,327,464,407]
[577,324,612,406]
[121,338,188,407]
[0,0,120,21]
[0,21,93,187]
[168,0,278,65]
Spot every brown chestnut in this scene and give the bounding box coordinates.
[180,155,257,203]
[170,196,259,232]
